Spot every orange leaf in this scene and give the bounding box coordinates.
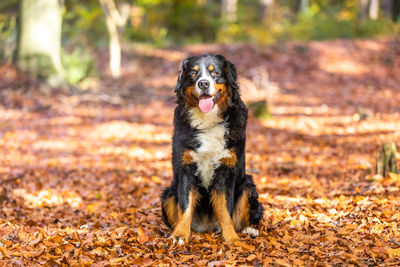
[234,241,255,251]
[387,248,400,258]
[137,227,149,245]
[247,254,256,261]
[263,257,273,265]
[275,258,291,267]
[388,172,400,180]
[0,246,8,259]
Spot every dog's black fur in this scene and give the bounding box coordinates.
[161,54,263,243]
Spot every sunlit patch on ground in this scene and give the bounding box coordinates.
[13,188,83,208]
[33,140,79,151]
[89,121,171,143]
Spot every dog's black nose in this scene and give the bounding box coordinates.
[198,79,210,91]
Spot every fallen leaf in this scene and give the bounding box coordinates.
[137,227,149,245]
[387,248,400,258]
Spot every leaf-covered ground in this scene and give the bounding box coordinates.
[1,39,400,266]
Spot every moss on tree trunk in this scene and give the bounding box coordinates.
[248,100,272,119]
[376,142,398,177]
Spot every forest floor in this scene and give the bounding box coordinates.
[1,38,400,266]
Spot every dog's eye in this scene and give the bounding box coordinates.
[211,71,219,77]
[190,71,197,79]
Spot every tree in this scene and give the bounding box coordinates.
[221,0,238,22]
[359,0,369,20]
[383,0,400,21]
[393,0,400,21]
[17,0,64,86]
[99,0,130,79]
[369,0,379,19]
[0,0,18,62]
[300,0,309,13]
[259,0,274,22]
[384,0,392,18]
[376,142,398,177]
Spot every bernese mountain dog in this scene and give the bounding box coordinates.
[161,54,264,244]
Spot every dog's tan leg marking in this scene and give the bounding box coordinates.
[219,148,237,167]
[163,196,178,226]
[211,190,240,244]
[233,189,251,232]
[171,190,199,244]
[182,149,194,165]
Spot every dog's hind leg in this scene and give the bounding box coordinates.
[233,175,264,237]
[232,189,251,232]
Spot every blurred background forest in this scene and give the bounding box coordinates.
[1,0,400,85]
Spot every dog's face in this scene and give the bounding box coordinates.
[175,54,238,114]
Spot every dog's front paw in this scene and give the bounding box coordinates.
[171,235,186,245]
[223,232,240,244]
[171,228,190,245]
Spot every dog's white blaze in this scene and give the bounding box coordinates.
[195,62,216,96]
[188,107,230,188]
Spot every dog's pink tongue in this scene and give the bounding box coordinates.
[199,97,214,113]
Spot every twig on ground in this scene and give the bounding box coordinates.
[295,250,313,254]
[390,238,400,247]
[0,173,25,185]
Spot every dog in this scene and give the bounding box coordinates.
[161,54,264,244]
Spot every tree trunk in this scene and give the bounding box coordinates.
[99,0,130,79]
[300,0,309,13]
[383,0,392,19]
[221,0,238,22]
[17,0,64,86]
[376,142,398,177]
[393,0,400,21]
[259,0,274,22]
[369,0,379,20]
[105,12,122,79]
[359,0,369,20]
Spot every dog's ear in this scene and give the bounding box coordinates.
[174,58,189,94]
[221,56,239,91]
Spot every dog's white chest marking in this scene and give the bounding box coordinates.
[188,107,230,188]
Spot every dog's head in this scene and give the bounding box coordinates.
[175,54,238,114]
